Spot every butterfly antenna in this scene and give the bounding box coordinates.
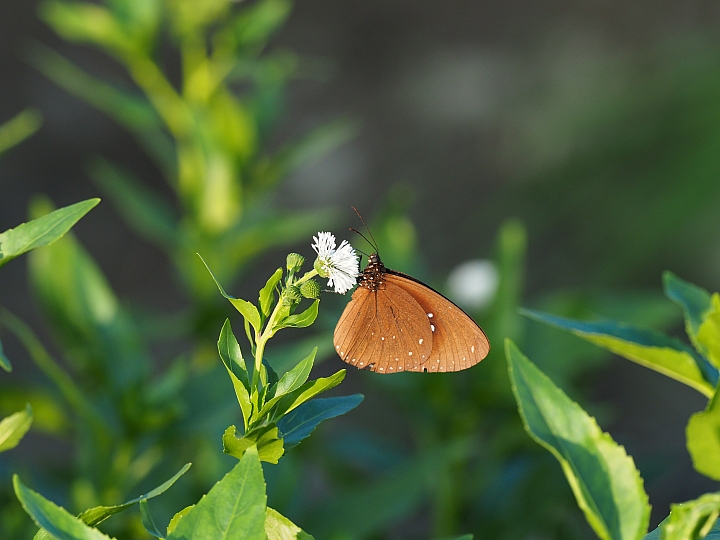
[354,247,369,259]
[351,206,379,252]
[349,228,376,253]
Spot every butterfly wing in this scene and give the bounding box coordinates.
[333,281,433,373]
[385,271,490,372]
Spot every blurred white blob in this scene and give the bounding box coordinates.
[447,259,499,310]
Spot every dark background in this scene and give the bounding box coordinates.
[2,0,720,533]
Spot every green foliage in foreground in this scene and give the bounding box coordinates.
[203,251,363,463]
[507,340,650,540]
[513,270,720,539]
[14,449,316,540]
[6,239,363,538]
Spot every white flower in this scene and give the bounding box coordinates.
[312,232,359,294]
[447,259,499,310]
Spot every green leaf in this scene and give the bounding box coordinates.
[0,198,99,268]
[273,300,319,331]
[274,347,317,397]
[13,475,113,540]
[0,337,10,372]
[663,272,712,346]
[265,507,315,540]
[259,268,283,319]
[645,516,720,540]
[652,493,720,540]
[277,394,363,450]
[697,294,720,370]
[77,463,191,526]
[687,388,720,480]
[223,425,285,464]
[0,404,33,452]
[167,506,194,536]
[505,339,650,540]
[139,500,164,539]
[199,255,261,332]
[521,309,715,397]
[218,320,251,390]
[0,108,42,155]
[89,159,178,248]
[218,321,253,428]
[39,0,130,52]
[166,446,267,540]
[259,369,345,422]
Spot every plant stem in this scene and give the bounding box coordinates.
[249,268,320,392]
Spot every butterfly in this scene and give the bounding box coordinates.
[333,218,490,373]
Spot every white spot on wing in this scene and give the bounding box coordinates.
[471,345,475,353]
[427,313,433,318]
[419,339,423,344]
[431,324,435,332]
[408,351,413,356]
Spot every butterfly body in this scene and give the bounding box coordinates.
[333,253,490,373]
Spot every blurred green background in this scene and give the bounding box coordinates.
[2,1,720,538]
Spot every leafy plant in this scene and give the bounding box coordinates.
[201,232,364,463]
[511,270,720,539]
[10,234,364,539]
[33,0,348,306]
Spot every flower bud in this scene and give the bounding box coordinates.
[314,258,330,278]
[286,253,305,272]
[300,279,321,299]
[282,285,302,305]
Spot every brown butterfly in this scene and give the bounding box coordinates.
[333,218,490,373]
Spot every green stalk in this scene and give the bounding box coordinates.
[249,268,320,392]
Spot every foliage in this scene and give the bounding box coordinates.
[3,0,717,538]
[2,0,348,536]
[32,0,349,304]
[506,339,650,540]
[517,271,720,539]
[7,241,360,539]
[204,251,363,464]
